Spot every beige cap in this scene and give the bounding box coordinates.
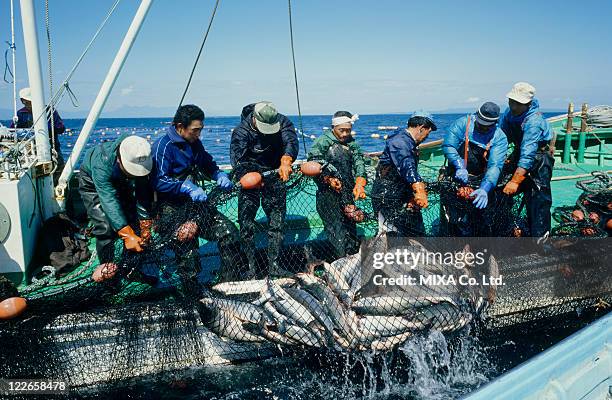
[19,87,32,101]
[506,82,535,104]
[119,136,153,177]
[253,101,281,134]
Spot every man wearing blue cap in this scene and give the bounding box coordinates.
[441,102,509,236]
[498,82,554,237]
[371,111,437,236]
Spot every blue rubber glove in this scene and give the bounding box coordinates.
[470,181,493,209]
[453,160,469,184]
[213,170,233,190]
[180,180,207,202]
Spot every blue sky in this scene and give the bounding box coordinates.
[1,0,611,118]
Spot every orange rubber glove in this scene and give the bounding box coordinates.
[323,176,343,192]
[139,219,153,246]
[118,225,143,252]
[503,169,526,196]
[353,177,367,200]
[279,155,293,182]
[411,181,428,209]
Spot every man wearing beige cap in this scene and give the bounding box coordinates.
[498,82,554,237]
[230,101,298,277]
[78,134,154,264]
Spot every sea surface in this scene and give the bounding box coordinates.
[1,112,561,165]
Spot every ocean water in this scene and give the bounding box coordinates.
[1,112,561,165]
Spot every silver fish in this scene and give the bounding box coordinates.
[279,322,322,348]
[370,331,413,352]
[415,302,472,333]
[212,278,295,296]
[352,296,454,315]
[203,307,264,342]
[358,315,428,340]
[296,273,357,339]
[284,287,336,338]
[200,297,263,324]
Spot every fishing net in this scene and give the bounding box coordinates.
[0,162,610,392]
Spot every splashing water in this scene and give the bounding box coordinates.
[103,329,496,400]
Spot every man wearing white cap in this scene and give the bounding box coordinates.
[498,82,554,237]
[78,134,154,263]
[308,110,367,258]
[441,102,509,236]
[230,101,298,277]
[10,87,66,182]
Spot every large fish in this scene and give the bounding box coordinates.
[266,280,317,328]
[357,315,429,341]
[284,287,336,340]
[201,306,265,342]
[212,278,295,296]
[370,331,413,352]
[278,322,323,348]
[351,296,455,316]
[414,301,472,333]
[199,297,263,324]
[295,273,358,340]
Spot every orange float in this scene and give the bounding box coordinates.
[300,161,322,177]
[239,172,263,190]
[571,209,585,221]
[588,212,601,224]
[92,263,119,283]
[457,186,474,200]
[0,297,27,320]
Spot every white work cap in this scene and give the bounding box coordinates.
[506,82,536,104]
[119,135,153,177]
[19,87,32,101]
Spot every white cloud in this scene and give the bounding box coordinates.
[120,85,134,96]
[465,96,480,103]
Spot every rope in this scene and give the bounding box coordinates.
[178,0,221,108]
[287,0,307,156]
[587,105,612,128]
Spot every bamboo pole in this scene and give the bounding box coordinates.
[563,103,574,164]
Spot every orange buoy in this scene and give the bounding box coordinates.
[571,209,585,221]
[457,186,474,200]
[511,227,523,237]
[92,263,119,283]
[176,221,198,242]
[343,204,365,222]
[588,212,601,224]
[0,297,27,320]
[606,218,612,231]
[580,227,596,236]
[239,172,263,190]
[300,161,322,177]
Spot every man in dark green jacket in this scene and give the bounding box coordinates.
[78,134,154,263]
[308,111,367,258]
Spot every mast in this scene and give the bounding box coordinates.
[55,0,154,208]
[19,0,51,163]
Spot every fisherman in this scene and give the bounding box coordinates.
[10,87,66,183]
[371,111,437,236]
[498,82,554,237]
[151,105,239,290]
[230,101,299,277]
[308,111,367,258]
[78,134,153,264]
[441,102,509,236]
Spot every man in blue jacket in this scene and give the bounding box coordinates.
[498,82,554,237]
[441,102,509,236]
[371,111,436,236]
[230,101,299,277]
[152,105,239,291]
